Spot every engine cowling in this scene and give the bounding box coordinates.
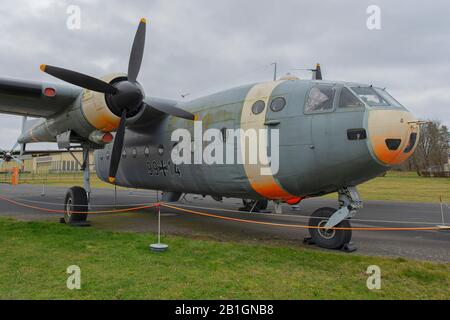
[81,73,145,134]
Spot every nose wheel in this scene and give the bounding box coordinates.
[307,207,352,250]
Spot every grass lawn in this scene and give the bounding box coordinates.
[319,171,449,203]
[0,218,448,300]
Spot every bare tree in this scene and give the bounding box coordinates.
[407,121,449,175]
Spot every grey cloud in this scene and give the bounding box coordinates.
[1,0,449,148]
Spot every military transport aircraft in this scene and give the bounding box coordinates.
[0,19,420,250]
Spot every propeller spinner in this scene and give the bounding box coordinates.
[40,18,195,184]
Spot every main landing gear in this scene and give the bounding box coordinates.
[240,199,269,212]
[305,187,362,252]
[62,145,90,226]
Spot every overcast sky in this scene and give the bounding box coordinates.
[1,0,449,149]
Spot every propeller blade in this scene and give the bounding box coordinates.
[108,110,127,183]
[12,157,23,166]
[40,64,117,94]
[146,103,196,121]
[128,18,147,83]
[10,142,19,153]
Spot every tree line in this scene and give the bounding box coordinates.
[399,121,449,176]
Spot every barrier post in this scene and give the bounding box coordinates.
[150,191,168,252]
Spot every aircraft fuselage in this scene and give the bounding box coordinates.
[94,78,419,201]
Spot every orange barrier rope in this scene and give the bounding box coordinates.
[161,203,449,232]
[0,194,159,214]
[0,194,448,231]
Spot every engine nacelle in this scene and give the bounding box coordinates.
[81,74,120,132]
[81,74,145,133]
[17,74,146,146]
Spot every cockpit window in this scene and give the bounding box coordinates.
[339,88,365,109]
[374,88,403,108]
[351,86,404,108]
[305,86,336,113]
[351,87,389,107]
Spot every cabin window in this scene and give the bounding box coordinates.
[251,100,265,114]
[305,86,336,113]
[132,148,137,158]
[144,146,150,157]
[121,149,127,159]
[270,97,286,112]
[158,144,164,156]
[339,88,364,109]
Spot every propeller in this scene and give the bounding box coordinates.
[40,18,196,184]
[0,143,23,166]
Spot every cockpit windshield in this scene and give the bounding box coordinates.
[374,88,403,108]
[350,86,403,108]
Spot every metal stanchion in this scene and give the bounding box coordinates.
[150,190,168,252]
[41,182,45,197]
[114,185,117,209]
[437,196,448,230]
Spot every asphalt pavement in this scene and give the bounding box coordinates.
[0,184,449,262]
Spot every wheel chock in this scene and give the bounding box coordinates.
[68,221,91,227]
[303,237,315,245]
[341,242,357,253]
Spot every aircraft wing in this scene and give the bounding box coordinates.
[11,149,83,156]
[0,77,82,118]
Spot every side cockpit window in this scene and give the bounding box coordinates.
[339,88,365,109]
[305,86,336,113]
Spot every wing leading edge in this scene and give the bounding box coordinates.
[0,77,82,118]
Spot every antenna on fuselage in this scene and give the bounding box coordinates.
[271,62,277,81]
[290,63,323,80]
[312,63,322,80]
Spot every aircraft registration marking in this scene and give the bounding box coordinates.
[146,160,181,177]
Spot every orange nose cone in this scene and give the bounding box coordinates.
[368,110,419,165]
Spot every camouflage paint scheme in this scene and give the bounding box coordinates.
[93,78,418,201]
[0,76,419,202]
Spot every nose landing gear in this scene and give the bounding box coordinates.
[305,187,361,252]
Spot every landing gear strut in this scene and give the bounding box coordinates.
[305,187,361,252]
[63,144,90,226]
[240,199,269,212]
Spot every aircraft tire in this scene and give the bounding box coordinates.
[308,207,352,250]
[64,186,88,224]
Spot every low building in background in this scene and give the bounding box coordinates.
[0,151,95,174]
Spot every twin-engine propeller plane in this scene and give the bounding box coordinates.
[0,19,420,250]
